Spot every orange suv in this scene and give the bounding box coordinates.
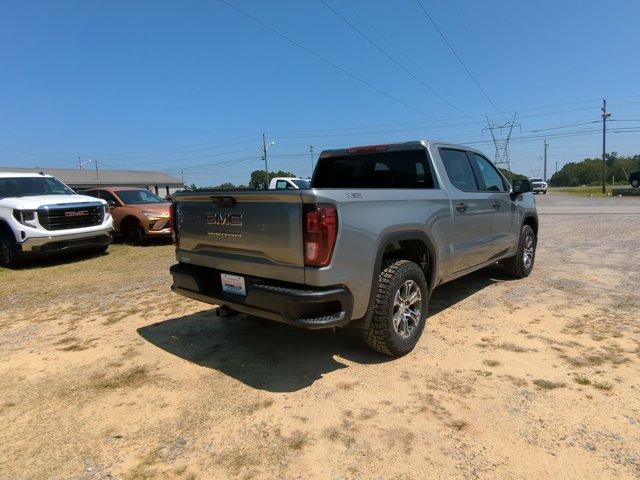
[85,187,171,244]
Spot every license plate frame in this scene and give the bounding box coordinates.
[220,273,246,296]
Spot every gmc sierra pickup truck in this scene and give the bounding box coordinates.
[170,141,538,355]
[0,172,113,267]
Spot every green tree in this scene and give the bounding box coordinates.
[499,168,527,181]
[549,154,640,187]
[211,182,236,190]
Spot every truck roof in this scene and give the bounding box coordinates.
[319,140,485,158]
[0,172,52,179]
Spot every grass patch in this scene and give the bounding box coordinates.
[449,420,468,431]
[483,359,501,367]
[59,343,89,352]
[92,366,149,390]
[593,381,613,391]
[533,379,566,390]
[239,398,274,414]
[549,186,618,197]
[286,430,310,450]
[574,376,591,386]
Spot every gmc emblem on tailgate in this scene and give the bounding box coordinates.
[65,210,89,217]
[205,212,243,227]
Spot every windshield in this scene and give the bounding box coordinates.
[115,189,166,205]
[0,176,75,199]
[292,179,310,189]
[529,178,543,182]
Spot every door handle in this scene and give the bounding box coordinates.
[456,202,468,213]
[492,201,500,209]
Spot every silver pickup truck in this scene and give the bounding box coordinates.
[170,141,538,355]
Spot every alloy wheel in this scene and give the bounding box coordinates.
[392,279,422,339]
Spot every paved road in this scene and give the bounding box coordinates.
[535,192,640,215]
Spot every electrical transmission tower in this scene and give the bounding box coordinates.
[483,113,521,178]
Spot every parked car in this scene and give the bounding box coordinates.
[0,172,112,267]
[529,178,547,194]
[268,177,310,189]
[169,141,538,356]
[85,187,171,245]
[629,171,640,188]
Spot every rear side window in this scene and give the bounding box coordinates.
[312,149,436,189]
[439,148,478,192]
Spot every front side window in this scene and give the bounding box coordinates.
[275,180,288,190]
[312,149,436,189]
[439,149,478,192]
[469,153,507,192]
[115,189,166,205]
[0,176,75,199]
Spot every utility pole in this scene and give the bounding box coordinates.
[180,169,184,184]
[78,156,82,170]
[261,134,275,189]
[94,159,99,186]
[262,133,270,189]
[601,98,611,194]
[555,161,558,175]
[543,140,548,182]
[309,145,314,177]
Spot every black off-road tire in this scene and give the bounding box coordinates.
[632,179,639,188]
[362,260,428,356]
[122,219,145,246]
[0,232,20,268]
[501,225,536,279]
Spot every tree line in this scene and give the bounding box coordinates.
[549,153,640,187]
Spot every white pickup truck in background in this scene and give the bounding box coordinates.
[0,172,113,267]
[268,177,310,190]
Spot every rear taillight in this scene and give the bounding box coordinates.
[169,202,177,245]
[303,204,338,267]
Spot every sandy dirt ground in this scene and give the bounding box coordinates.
[1,193,639,480]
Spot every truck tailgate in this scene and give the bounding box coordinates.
[174,191,305,283]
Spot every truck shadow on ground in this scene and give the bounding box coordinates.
[137,265,512,393]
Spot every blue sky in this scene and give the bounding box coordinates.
[1,0,639,186]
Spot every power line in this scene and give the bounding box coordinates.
[218,0,434,119]
[0,144,69,162]
[414,0,505,119]
[531,120,600,133]
[95,135,258,161]
[319,0,470,119]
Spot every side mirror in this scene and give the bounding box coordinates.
[511,179,532,196]
[108,200,118,207]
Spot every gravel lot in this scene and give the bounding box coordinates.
[1,193,639,480]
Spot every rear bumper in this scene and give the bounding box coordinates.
[170,262,353,329]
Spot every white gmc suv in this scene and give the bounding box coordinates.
[0,172,113,267]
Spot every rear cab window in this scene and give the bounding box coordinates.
[312,148,438,189]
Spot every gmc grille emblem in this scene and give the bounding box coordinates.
[205,212,243,227]
[65,210,89,217]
